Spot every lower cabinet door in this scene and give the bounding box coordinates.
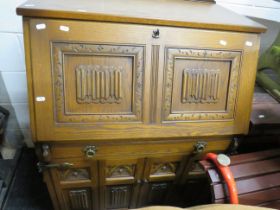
[46,159,99,210]
[99,158,145,210]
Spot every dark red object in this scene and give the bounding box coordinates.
[203,153,239,204]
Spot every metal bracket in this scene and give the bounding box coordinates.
[37,162,74,173]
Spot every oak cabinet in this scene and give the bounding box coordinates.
[17,0,265,209]
[25,18,260,141]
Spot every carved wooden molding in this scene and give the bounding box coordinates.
[163,48,241,121]
[151,162,178,176]
[76,65,123,104]
[182,68,220,104]
[60,168,90,181]
[51,42,144,123]
[150,45,160,123]
[69,189,90,210]
[106,165,135,178]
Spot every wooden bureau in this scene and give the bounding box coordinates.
[17,0,266,209]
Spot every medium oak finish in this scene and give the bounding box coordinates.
[17,0,265,209]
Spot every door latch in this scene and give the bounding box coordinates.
[37,162,74,173]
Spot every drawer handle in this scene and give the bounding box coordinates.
[152,29,160,39]
[83,146,97,158]
[193,141,207,154]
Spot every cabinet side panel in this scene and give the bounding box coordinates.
[23,18,37,142]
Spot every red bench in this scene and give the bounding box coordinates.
[199,149,280,209]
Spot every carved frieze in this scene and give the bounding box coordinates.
[151,162,178,176]
[106,165,135,178]
[59,168,90,181]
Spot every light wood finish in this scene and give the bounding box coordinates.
[18,0,264,209]
[16,0,266,33]
[26,19,261,141]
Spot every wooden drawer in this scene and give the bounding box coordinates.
[39,138,231,161]
[28,18,260,141]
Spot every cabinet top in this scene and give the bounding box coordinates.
[17,0,266,33]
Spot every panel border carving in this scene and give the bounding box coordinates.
[51,42,144,123]
[163,48,242,122]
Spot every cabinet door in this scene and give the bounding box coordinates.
[46,159,99,210]
[29,19,151,141]
[99,158,145,210]
[154,27,260,137]
[138,155,187,207]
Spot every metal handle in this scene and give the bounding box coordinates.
[193,141,207,154]
[37,162,73,173]
[152,29,160,39]
[83,146,97,158]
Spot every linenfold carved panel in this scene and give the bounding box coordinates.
[106,185,131,209]
[182,69,220,104]
[69,189,91,210]
[76,65,123,104]
[163,48,241,122]
[51,42,144,123]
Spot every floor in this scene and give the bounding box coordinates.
[2,148,53,210]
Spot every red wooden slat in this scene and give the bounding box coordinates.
[213,173,280,199]
[207,157,280,183]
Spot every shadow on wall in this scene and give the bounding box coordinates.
[0,73,24,157]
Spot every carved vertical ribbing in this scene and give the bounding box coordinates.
[150,45,160,123]
[181,69,220,104]
[75,65,123,104]
[69,189,90,210]
[108,186,129,209]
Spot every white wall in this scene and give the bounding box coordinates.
[0,0,33,151]
[216,0,280,22]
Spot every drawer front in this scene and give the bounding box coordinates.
[39,138,231,160]
[28,18,260,141]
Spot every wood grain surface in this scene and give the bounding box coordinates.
[17,0,266,33]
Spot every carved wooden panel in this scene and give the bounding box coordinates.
[150,162,178,177]
[163,48,241,122]
[105,185,131,209]
[68,189,91,210]
[76,65,123,104]
[51,42,144,123]
[59,168,90,181]
[182,69,220,104]
[106,165,135,179]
